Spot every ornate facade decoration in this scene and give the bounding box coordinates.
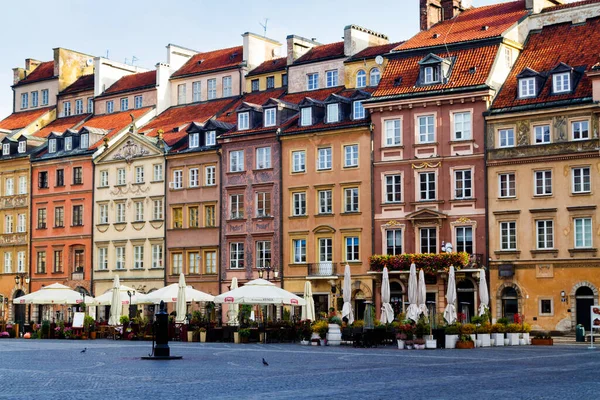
[517,120,529,146]
[1,195,28,209]
[109,183,150,196]
[0,234,27,245]
[411,161,441,169]
[488,139,599,161]
[112,140,150,164]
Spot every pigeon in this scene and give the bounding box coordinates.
[262,358,269,366]
[81,348,87,353]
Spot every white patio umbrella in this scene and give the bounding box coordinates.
[108,276,121,326]
[302,281,316,321]
[417,269,428,318]
[228,277,239,325]
[406,263,420,322]
[175,273,187,323]
[443,266,458,324]
[380,267,394,324]
[478,269,489,317]
[136,284,214,304]
[341,264,354,325]
[214,279,306,306]
[12,283,91,305]
[93,284,140,305]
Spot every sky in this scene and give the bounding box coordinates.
[0,0,577,119]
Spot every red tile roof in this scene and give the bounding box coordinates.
[33,114,91,138]
[102,70,156,96]
[14,61,55,86]
[61,74,94,95]
[171,46,243,78]
[0,107,54,131]
[87,107,154,149]
[395,1,528,51]
[542,0,600,12]
[373,45,499,98]
[492,19,600,111]
[346,42,403,61]
[142,98,235,145]
[293,42,345,65]
[247,57,287,77]
[217,88,287,125]
[283,116,370,135]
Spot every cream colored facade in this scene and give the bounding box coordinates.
[94,88,157,115]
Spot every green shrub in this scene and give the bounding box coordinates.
[119,315,130,326]
[497,317,509,325]
[491,323,505,333]
[506,323,521,333]
[460,323,476,335]
[445,323,460,335]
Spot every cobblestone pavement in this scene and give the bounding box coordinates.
[0,340,599,399]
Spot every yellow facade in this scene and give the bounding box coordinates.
[344,58,388,89]
[244,70,287,93]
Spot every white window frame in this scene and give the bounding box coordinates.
[454,169,472,199]
[189,168,199,187]
[80,134,88,149]
[256,147,271,169]
[519,77,536,98]
[205,131,216,146]
[153,199,163,220]
[75,99,83,115]
[230,194,244,219]
[292,192,306,216]
[115,246,125,270]
[572,120,589,141]
[292,150,306,173]
[500,221,517,250]
[353,101,365,120]
[370,68,381,86]
[97,248,108,271]
[574,217,593,248]
[344,187,359,213]
[133,245,144,269]
[48,139,56,153]
[264,108,276,127]
[417,115,435,143]
[256,241,271,269]
[230,242,244,269]
[18,141,26,154]
[63,101,71,117]
[300,107,312,126]
[499,173,516,198]
[177,84,186,105]
[106,100,114,114]
[572,166,591,194]
[229,150,244,172]
[153,164,163,181]
[345,236,360,262]
[307,73,319,90]
[41,89,49,106]
[536,220,554,250]
[499,128,515,148]
[534,125,551,144]
[318,190,332,214]
[116,203,126,223]
[344,144,358,168]
[317,147,332,170]
[207,79,217,100]
[21,93,28,109]
[117,168,126,185]
[205,166,216,186]
[192,81,201,102]
[534,170,552,196]
[223,76,232,97]
[326,103,339,123]
[419,227,437,253]
[5,178,14,196]
[326,70,338,88]
[385,119,401,146]
[456,226,473,253]
[553,72,571,93]
[134,201,144,222]
[100,170,109,187]
[238,112,249,130]
[99,204,109,224]
[135,166,144,184]
[419,172,436,201]
[18,176,26,194]
[65,137,72,151]
[385,174,402,203]
[173,170,183,189]
[31,91,38,108]
[256,192,271,217]
[2,144,9,155]
[292,239,306,263]
[134,95,143,109]
[356,70,366,88]
[152,244,163,269]
[453,112,471,140]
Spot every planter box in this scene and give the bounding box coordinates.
[234,332,240,344]
[200,332,206,343]
[187,332,193,343]
[397,339,405,349]
[319,339,327,346]
[492,333,505,346]
[300,340,310,345]
[507,333,520,346]
[445,334,458,349]
[477,333,491,347]
[425,339,437,349]
[456,340,474,349]
[523,332,530,345]
[531,338,553,346]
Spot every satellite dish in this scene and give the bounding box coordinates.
[86,58,93,66]
[375,55,384,65]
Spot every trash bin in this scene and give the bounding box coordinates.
[576,324,586,342]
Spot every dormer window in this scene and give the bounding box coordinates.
[353,101,365,120]
[49,139,57,153]
[18,141,26,154]
[238,112,249,130]
[356,70,366,88]
[205,131,216,146]
[326,104,339,123]
[301,107,312,127]
[189,133,199,148]
[80,134,89,149]
[519,78,536,98]
[65,137,72,151]
[264,108,276,127]
[2,144,9,155]
[553,72,571,93]
[424,66,439,84]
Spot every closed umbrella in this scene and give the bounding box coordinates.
[478,269,489,317]
[175,273,187,323]
[443,266,458,324]
[302,281,316,321]
[406,263,420,322]
[108,275,121,326]
[380,267,394,324]
[341,264,354,325]
[418,269,428,318]
[229,277,239,325]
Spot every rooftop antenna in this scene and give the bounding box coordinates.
[132,56,139,66]
[259,18,269,37]
[106,50,109,59]
[124,57,128,65]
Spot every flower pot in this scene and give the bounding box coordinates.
[475,340,482,348]
[319,339,327,346]
[300,340,310,345]
[445,334,458,349]
[477,333,491,347]
[397,339,405,349]
[327,324,342,346]
[90,332,97,340]
[507,332,520,346]
[523,332,530,345]
[415,344,425,350]
[187,332,194,343]
[456,340,474,349]
[519,338,526,346]
[490,338,496,346]
[200,331,206,343]
[492,333,505,346]
[504,338,510,346]
[531,338,553,346]
[234,332,240,344]
[426,339,437,349]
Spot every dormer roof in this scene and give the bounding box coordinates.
[516,68,542,78]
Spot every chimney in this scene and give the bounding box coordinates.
[420,0,442,31]
[242,32,282,70]
[525,0,564,13]
[343,25,389,57]
[441,0,464,21]
[286,35,320,65]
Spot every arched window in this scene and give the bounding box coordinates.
[356,70,366,88]
[370,68,381,86]
[501,287,519,322]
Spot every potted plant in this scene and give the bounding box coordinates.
[476,322,492,347]
[396,332,407,349]
[491,323,505,347]
[460,323,477,344]
[520,323,531,345]
[199,327,207,343]
[238,328,251,343]
[327,316,342,346]
[506,323,521,346]
[300,320,312,345]
[83,316,95,340]
[414,338,426,350]
[311,320,327,346]
[445,323,460,349]
[456,334,474,349]
[41,320,50,339]
[531,332,553,346]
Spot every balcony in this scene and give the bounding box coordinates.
[307,262,338,278]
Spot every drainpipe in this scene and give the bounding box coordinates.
[217,147,223,294]
[483,109,491,318]
[163,152,168,288]
[277,129,284,289]
[369,122,375,303]
[90,155,95,297]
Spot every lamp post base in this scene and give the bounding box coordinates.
[141,356,183,360]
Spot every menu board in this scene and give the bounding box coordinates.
[592,306,600,330]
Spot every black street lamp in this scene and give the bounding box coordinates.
[127,290,136,318]
[257,260,279,281]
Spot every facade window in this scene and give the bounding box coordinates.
[54,206,64,227]
[423,66,439,84]
[370,68,381,86]
[386,229,402,255]
[205,251,217,274]
[153,164,163,181]
[17,251,25,273]
[256,192,271,217]
[4,215,12,234]
[519,78,536,98]
[317,147,332,170]
[256,147,271,169]
[172,253,182,275]
[63,102,72,116]
[80,134,88,149]
[205,131,216,146]
[152,244,163,269]
[18,141,26,154]
[172,207,183,228]
[418,115,435,143]
[282,74,288,86]
[534,125,550,144]
[500,221,517,250]
[505,48,512,68]
[205,205,216,227]
[223,76,232,97]
[540,299,553,315]
[98,204,108,224]
[2,144,9,155]
[300,107,312,126]
[419,172,436,201]
[4,178,13,196]
[120,98,128,111]
[574,217,592,248]
[536,220,554,249]
[31,91,38,107]
[100,170,109,187]
[207,79,217,100]
[172,170,183,189]
[319,238,333,262]
[41,89,49,106]
[17,214,26,233]
[134,166,144,183]
[65,137,72,151]
[385,175,402,203]
[189,206,199,228]
[553,72,570,93]
[292,151,305,173]
[48,139,57,153]
[266,76,275,89]
[18,176,26,194]
[230,242,244,269]
[73,167,83,185]
[188,168,199,188]
[326,70,338,87]
[75,99,83,115]
[87,98,93,113]
[116,203,126,223]
[499,173,516,198]
[106,101,114,114]
[177,84,186,105]
[453,112,471,140]
[72,205,83,226]
[293,192,306,216]
[499,128,515,148]
[353,101,365,120]
[534,170,552,196]
[230,194,244,219]
[292,239,306,263]
[251,79,259,92]
[345,237,360,261]
[153,199,163,220]
[572,121,589,140]
[344,187,359,212]
[230,150,244,172]
[456,226,473,253]
[36,251,46,273]
[39,171,49,188]
[385,119,401,146]
[117,168,126,185]
[420,227,437,253]
[134,201,144,222]
[572,167,591,194]
[21,93,28,109]
[264,108,276,127]
[73,249,84,272]
[37,208,47,229]
[307,73,319,90]
[53,250,62,273]
[4,252,12,273]
[134,245,144,269]
[98,248,108,270]
[356,70,366,88]
[327,103,339,123]
[205,166,216,186]
[192,81,201,102]
[188,252,199,274]
[318,190,333,214]
[237,112,249,130]
[344,145,358,167]
[454,169,472,199]
[256,241,271,268]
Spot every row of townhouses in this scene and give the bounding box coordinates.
[0,0,599,332]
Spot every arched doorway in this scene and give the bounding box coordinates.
[457,279,476,323]
[13,290,25,333]
[501,287,519,322]
[353,290,366,320]
[390,282,404,317]
[576,286,595,329]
